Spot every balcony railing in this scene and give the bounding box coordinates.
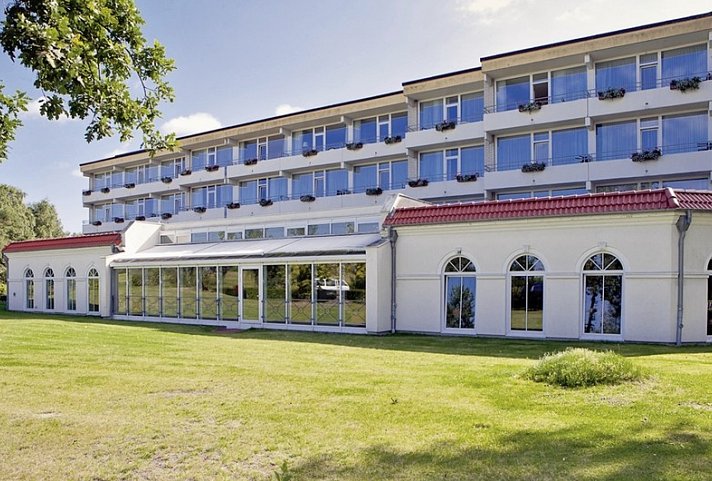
[408,115,483,132]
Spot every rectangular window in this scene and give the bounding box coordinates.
[390,160,408,189]
[496,76,529,112]
[180,267,196,318]
[419,99,444,129]
[207,231,224,242]
[551,127,588,165]
[267,135,285,159]
[533,132,549,163]
[419,151,443,181]
[595,120,636,161]
[639,53,658,90]
[460,146,484,176]
[264,265,287,323]
[239,180,257,204]
[217,146,233,166]
[268,177,288,201]
[357,222,380,233]
[325,169,348,196]
[497,134,531,171]
[245,228,264,239]
[445,149,458,181]
[227,232,242,241]
[292,172,314,197]
[265,227,285,239]
[662,112,708,154]
[445,96,459,122]
[191,232,208,243]
[286,227,305,237]
[532,72,549,104]
[242,139,258,161]
[661,44,707,85]
[308,224,330,236]
[355,117,377,144]
[325,124,346,150]
[331,222,354,235]
[390,112,408,138]
[111,171,123,188]
[551,66,587,102]
[596,57,636,92]
[640,118,659,151]
[191,149,207,171]
[353,164,377,193]
[460,92,484,123]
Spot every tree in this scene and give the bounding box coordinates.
[0,0,177,162]
[29,199,65,238]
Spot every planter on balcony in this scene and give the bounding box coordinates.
[435,120,456,132]
[243,158,258,166]
[577,154,593,163]
[135,215,146,221]
[259,199,273,207]
[113,217,124,223]
[300,194,316,202]
[631,149,662,162]
[597,88,626,100]
[456,174,478,183]
[521,161,546,173]
[205,164,220,172]
[82,190,92,196]
[161,213,173,220]
[302,149,318,157]
[180,169,192,176]
[226,202,240,209]
[161,176,173,184]
[345,142,363,151]
[408,179,429,188]
[518,101,542,113]
[365,187,383,196]
[336,189,351,196]
[100,187,110,193]
[124,182,136,189]
[384,135,402,144]
[669,76,702,92]
[91,220,102,226]
[193,206,207,214]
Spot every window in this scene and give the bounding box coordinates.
[354,160,408,192]
[357,222,380,233]
[509,256,544,332]
[640,117,659,151]
[420,146,484,181]
[707,258,712,336]
[292,124,344,153]
[287,227,306,237]
[44,268,54,310]
[662,112,708,154]
[551,127,588,165]
[460,93,484,123]
[66,267,76,311]
[325,169,347,196]
[496,76,529,112]
[533,132,549,163]
[421,94,484,127]
[419,151,443,182]
[161,157,186,179]
[551,66,587,102]
[639,53,658,90]
[419,99,443,129]
[497,134,530,171]
[661,44,707,85]
[161,193,184,214]
[240,176,287,204]
[532,72,549,104]
[583,253,623,335]
[25,268,34,309]
[87,268,100,313]
[331,222,354,235]
[192,185,233,209]
[354,117,377,144]
[595,120,636,161]
[497,187,587,200]
[596,57,636,92]
[444,256,476,329]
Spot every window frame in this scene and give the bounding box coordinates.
[442,256,477,332]
[508,255,545,335]
[581,252,624,338]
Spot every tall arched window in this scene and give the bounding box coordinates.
[87,268,100,313]
[66,267,77,311]
[583,253,623,335]
[706,259,712,336]
[510,255,544,332]
[44,268,55,310]
[444,256,476,329]
[24,269,34,309]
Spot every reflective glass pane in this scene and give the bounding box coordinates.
[144,268,160,317]
[180,267,197,318]
[603,275,622,334]
[315,264,340,325]
[161,268,178,318]
[343,263,366,327]
[242,269,260,321]
[200,267,218,320]
[584,275,603,333]
[116,269,127,315]
[264,265,287,323]
[129,269,143,316]
[289,264,312,324]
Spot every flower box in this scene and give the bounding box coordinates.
[302,149,318,157]
[161,176,173,184]
[192,206,207,214]
[161,213,173,220]
[597,88,626,100]
[82,190,92,196]
[384,135,402,144]
[518,101,542,113]
[243,158,258,166]
[336,189,351,196]
[91,220,102,226]
[259,198,273,207]
[300,194,316,202]
[365,187,383,196]
[669,76,702,92]
[226,202,240,209]
[113,217,124,223]
[345,142,363,151]
[180,169,192,176]
[100,187,110,194]
[577,154,592,163]
[456,174,478,182]
[408,179,429,188]
[124,182,136,189]
[135,215,146,221]
[205,164,220,172]
[435,120,456,132]
[631,149,661,162]
[521,161,546,173]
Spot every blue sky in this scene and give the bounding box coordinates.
[0,0,710,233]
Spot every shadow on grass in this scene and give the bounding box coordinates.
[1,308,710,360]
[288,423,710,481]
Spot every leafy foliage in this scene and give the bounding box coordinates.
[524,347,645,388]
[0,0,177,161]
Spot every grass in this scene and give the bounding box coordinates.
[1,310,711,481]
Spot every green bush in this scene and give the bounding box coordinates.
[524,347,645,388]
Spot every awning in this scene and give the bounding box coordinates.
[109,233,384,265]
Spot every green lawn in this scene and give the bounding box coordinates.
[1,309,711,481]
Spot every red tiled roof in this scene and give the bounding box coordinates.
[383,189,712,227]
[2,233,122,254]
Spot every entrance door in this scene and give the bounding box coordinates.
[240,267,261,323]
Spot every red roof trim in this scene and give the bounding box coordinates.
[383,189,712,227]
[2,233,122,254]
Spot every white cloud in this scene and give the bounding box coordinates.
[456,0,522,23]
[21,97,74,123]
[160,112,222,137]
[274,104,303,116]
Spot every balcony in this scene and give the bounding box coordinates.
[403,172,485,199]
[484,94,588,134]
[404,119,484,151]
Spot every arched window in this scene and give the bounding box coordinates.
[444,256,476,329]
[44,268,55,310]
[583,253,623,335]
[24,269,34,309]
[87,268,100,313]
[66,267,77,312]
[706,259,712,336]
[509,255,544,332]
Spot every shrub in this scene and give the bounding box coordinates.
[524,347,644,388]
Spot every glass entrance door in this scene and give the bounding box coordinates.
[240,267,261,322]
